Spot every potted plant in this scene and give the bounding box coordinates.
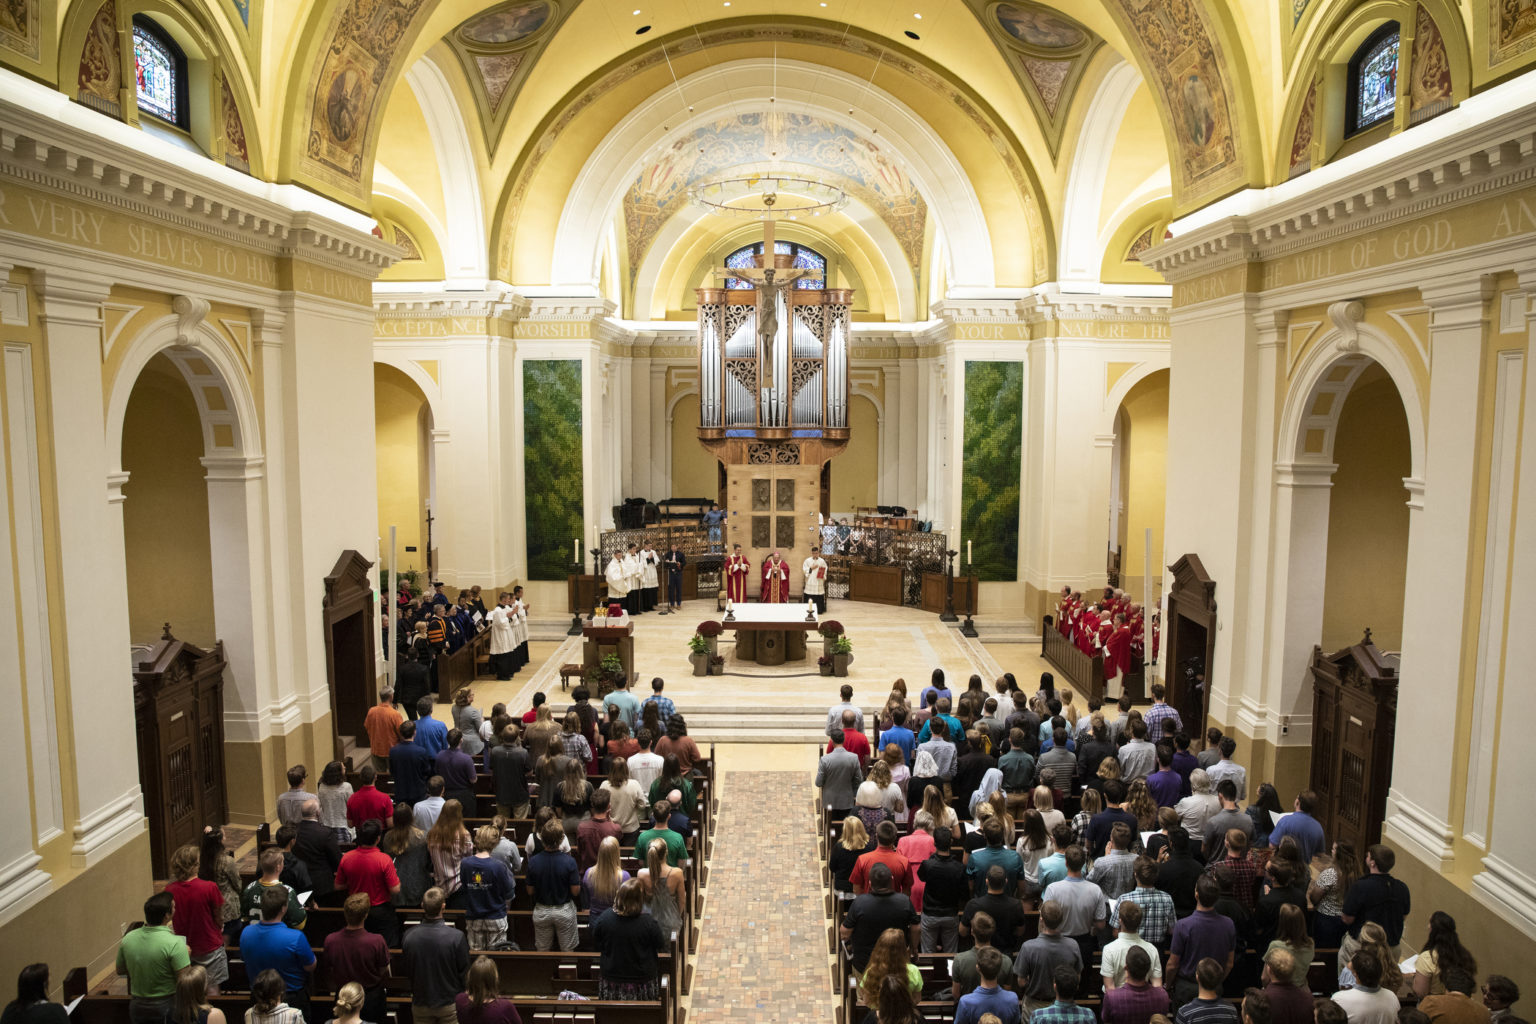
[709,654,725,676]
[817,655,834,677]
[688,633,710,675]
[819,619,844,659]
[831,635,853,676]
[696,620,723,657]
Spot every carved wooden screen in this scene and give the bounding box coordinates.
[1307,634,1398,851]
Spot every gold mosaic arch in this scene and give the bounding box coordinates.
[958,0,1104,160]
[486,16,1056,288]
[1099,0,1262,215]
[281,0,445,207]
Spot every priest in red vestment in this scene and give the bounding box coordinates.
[725,544,751,603]
[760,551,790,602]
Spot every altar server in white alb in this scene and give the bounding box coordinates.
[605,550,630,613]
[488,592,517,680]
[639,542,660,612]
[622,543,644,615]
[803,552,829,614]
[510,585,531,670]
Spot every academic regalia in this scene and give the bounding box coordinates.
[664,549,685,609]
[640,547,660,612]
[761,554,790,603]
[802,555,828,613]
[726,552,750,603]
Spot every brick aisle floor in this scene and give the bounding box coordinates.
[688,771,837,1024]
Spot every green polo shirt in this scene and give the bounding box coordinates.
[634,827,687,866]
[115,924,189,998]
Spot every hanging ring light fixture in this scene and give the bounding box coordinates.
[688,175,849,219]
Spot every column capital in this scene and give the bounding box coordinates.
[1274,460,1338,488]
[32,270,111,326]
[1421,275,1495,327]
[1254,308,1290,348]
[1402,475,1426,511]
[106,470,130,505]
[1093,432,1117,449]
[200,454,265,482]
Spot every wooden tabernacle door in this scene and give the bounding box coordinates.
[1163,553,1217,736]
[1308,631,1398,852]
[133,626,228,879]
[323,550,377,760]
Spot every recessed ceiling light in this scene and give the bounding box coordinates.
[914,12,922,18]
[632,8,641,14]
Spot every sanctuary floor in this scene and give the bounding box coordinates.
[434,599,1061,743]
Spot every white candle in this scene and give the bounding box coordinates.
[574,538,580,564]
[967,539,972,565]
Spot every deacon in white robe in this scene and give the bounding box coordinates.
[488,594,516,680]
[622,544,644,616]
[510,586,531,669]
[802,553,829,614]
[605,553,629,614]
[639,543,660,612]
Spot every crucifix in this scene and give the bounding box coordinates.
[720,208,816,403]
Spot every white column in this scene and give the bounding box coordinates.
[1471,271,1536,937]
[631,350,653,497]
[201,454,274,752]
[649,363,668,498]
[34,270,144,867]
[0,341,52,922]
[251,310,299,737]
[1256,462,1336,732]
[1387,277,1491,870]
[897,353,919,509]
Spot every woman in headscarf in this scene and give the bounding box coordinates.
[967,767,1004,818]
[905,750,943,826]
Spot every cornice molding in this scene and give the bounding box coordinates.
[1144,87,1536,282]
[0,83,397,280]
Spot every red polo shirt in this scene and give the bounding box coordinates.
[347,785,395,829]
[334,845,399,906]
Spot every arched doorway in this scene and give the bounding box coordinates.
[1270,335,1423,798]
[108,316,267,830]
[1109,369,1170,607]
[374,362,435,579]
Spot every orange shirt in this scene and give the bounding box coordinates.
[364,703,403,756]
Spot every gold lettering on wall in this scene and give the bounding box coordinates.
[511,321,588,339]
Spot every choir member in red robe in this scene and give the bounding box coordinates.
[725,544,751,603]
[760,551,790,602]
[1150,611,1161,664]
[1128,603,1146,665]
[1104,613,1132,696]
[1076,607,1099,657]
[1056,586,1072,637]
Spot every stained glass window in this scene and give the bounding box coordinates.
[133,18,185,127]
[723,241,827,290]
[1348,23,1399,135]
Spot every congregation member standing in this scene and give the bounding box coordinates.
[363,691,402,772]
[117,893,190,1024]
[401,888,469,1024]
[817,729,864,822]
[664,544,685,611]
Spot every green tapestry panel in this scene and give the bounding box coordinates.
[524,359,583,581]
[962,361,1023,581]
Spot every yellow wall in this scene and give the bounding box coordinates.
[374,364,430,572]
[830,394,880,514]
[669,393,719,499]
[1321,367,1411,652]
[121,355,217,646]
[1120,370,1169,606]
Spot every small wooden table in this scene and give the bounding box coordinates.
[722,603,820,665]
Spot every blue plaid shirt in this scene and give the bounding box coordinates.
[643,695,676,729]
[1144,702,1183,740]
[1029,1001,1096,1024]
[1113,885,1177,945]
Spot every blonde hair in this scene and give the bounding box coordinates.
[646,836,668,885]
[169,844,200,882]
[333,983,365,1018]
[592,836,623,902]
[1033,785,1054,811]
[839,816,869,852]
[921,785,950,825]
[869,760,892,788]
[1098,756,1122,780]
[1079,787,1104,816]
[1356,922,1403,993]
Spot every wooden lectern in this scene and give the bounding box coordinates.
[582,614,635,691]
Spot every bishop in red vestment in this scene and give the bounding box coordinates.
[760,552,790,602]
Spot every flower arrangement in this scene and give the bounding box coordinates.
[709,655,725,665]
[697,620,723,638]
[830,635,853,656]
[687,634,710,655]
[600,653,624,676]
[818,620,844,637]
[817,655,832,666]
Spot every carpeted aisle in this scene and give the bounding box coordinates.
[687,770,838,1024]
